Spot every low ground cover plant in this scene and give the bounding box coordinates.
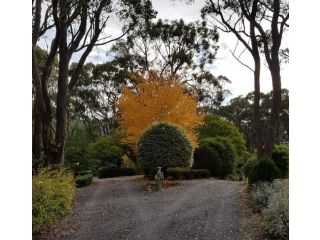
[251,180,289,239]
[167,167,211,180]
[32,168,75,233]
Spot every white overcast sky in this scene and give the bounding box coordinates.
[39,0,289,102]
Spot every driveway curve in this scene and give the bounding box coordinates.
[34,177,244,240]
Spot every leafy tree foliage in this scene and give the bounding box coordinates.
[137,122,194,178]
[64,125,93,174]
[69,61,133,137]
[217,89,289,151]
[117,71,204,146]
[111,19,231,109]
[86,130,125,170]
[32,0,157,168]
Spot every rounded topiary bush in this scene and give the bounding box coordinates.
[248,157,282,185]
[137,122,194,178]
[193,137,237,178]
[272,144,289,178]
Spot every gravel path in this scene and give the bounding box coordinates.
[34,177,244,240]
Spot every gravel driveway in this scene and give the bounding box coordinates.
[34,177,244,240]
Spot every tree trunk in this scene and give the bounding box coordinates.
[262,0,283,157]
[53,13,69,166]
[249,2,264,158]
[253,58,264,158]
[41,36,59,165]
[32,47,46,168]
[263,59,282,157]
[32,0,44,169]
[32,104,43,169]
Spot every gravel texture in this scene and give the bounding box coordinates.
[34,176,244,240]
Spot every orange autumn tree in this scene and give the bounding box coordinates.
[117,71,204,147]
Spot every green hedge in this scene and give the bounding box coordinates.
[76,170,93,176]
[32,168,75,233]
[167,167,211,180]
[97,167,136,179]
[75,174,93,188]
[193,137,237,178]
[137,122,194,178]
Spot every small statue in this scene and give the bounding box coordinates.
[154,166,164,191]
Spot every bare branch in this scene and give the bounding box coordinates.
[75,24,133,52]
[280,13,289,36]
[229,49,254,72]
[68,4,88,60]
[208,0,253,53]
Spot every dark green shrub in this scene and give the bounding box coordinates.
[198,115,248,161]
[137,122,194,178]
[193,137,237,178]
[248,158,282,185]
[76,170,93,176]
[167,167,211,180]
[272,144,289,178]
[98,167,136,178]
[32,168,75,233]
[243,154,258,178]
[65,147,93,175]
[75,174,93,188]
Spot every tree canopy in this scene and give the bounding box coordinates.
[117,71,204,147]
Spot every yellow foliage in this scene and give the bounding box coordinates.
[121,154,136,168]
[117,72,204,146]
[32,168,75,232]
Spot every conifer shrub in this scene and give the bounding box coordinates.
[137,122,194,179]
[248,158,282,185]
[193,137,237,178]
[272,144,289,178]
